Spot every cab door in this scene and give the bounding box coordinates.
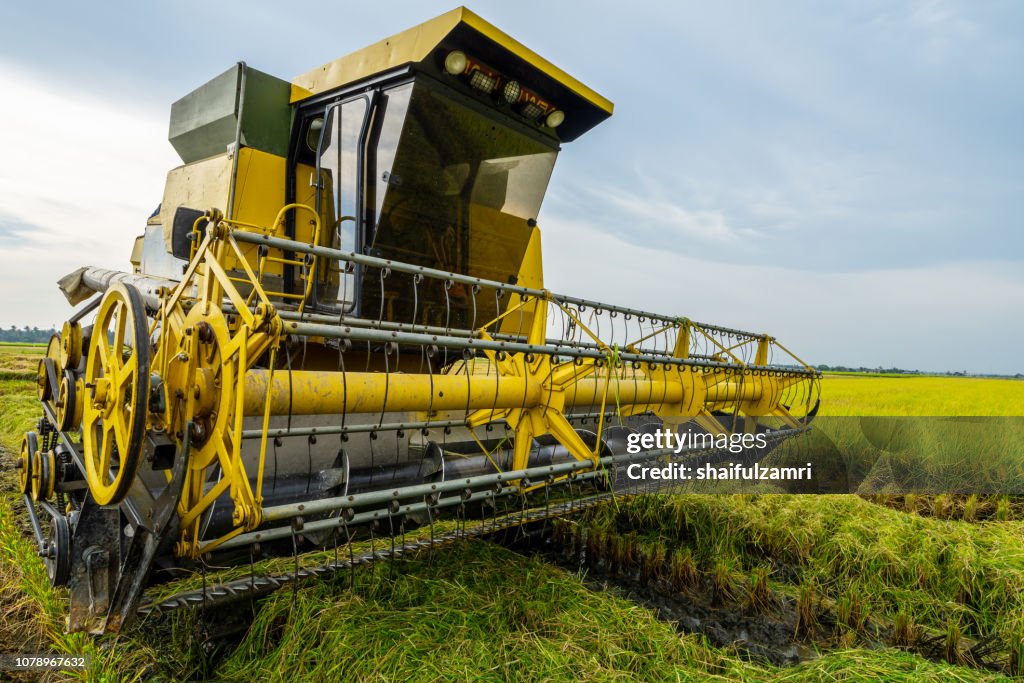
[302,95,372,312]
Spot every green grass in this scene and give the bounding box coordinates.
[0,341,47,351]
[189,541,1006,683]
[762,416,1024,496]
[808,374,1024,494]
[0,378,38,453]
[1,346,1022,680]
[3,490,1005,681]
[0,343,42,450]
[820,375,1024,416]
[579,494,1024,673]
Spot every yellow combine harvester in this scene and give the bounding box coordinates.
[16,7,819,633]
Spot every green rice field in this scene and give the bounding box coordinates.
[1,342,1021,681]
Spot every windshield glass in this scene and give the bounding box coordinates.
[358,81,555,327]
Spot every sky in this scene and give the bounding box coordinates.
[0,1,1021,374]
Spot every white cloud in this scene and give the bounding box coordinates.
[0,62,180,328]
[578,184,747,243]
[540,215,1024,375]
[909,0,978,57]
[871,0,978,65]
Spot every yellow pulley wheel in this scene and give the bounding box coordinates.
[56,370,83,432]
[17,432,37,496]
[82,283,150,506]
[37,358,51,401]
[37,334,61,402]
[60,321,82,370]
[31,448,56,502]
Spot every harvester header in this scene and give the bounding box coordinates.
[18,6,819,634]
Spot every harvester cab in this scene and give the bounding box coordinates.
[20,7,820,635]
[148,7,609,331]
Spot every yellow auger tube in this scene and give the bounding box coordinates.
[241,368,799,418]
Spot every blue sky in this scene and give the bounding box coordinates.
[0,1,1021,373]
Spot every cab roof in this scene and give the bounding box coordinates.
[290,6,613,142]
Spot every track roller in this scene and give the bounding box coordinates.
[42,512,71,587]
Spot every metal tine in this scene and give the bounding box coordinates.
[284,336,294,434]
[498,484,513,535]
[425,343,436,437]
[338,258,352,324]
[387,508,395,581]
[367,425,377,489]
[368,515,377,591]
[514,487,527,543]
[457,498,465,540]
[470,283,479,333]
[290,521,299,613]
[442,279,452,369]
[377,265,388,324]
[332,528,339,573]
[272,435,280,496]
[343,517,355,590]
[305,435,313,496]
[425,495,435,567]
[377,340,391,430]
[338,339,349,442]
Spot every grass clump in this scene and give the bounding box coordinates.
[583,494,1024,672]
[206,542,755,682]
[177,542,1007,682]
[745,566,778,615]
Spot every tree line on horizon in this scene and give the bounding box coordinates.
[816,363,1023,379]
[0,325,57,343]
